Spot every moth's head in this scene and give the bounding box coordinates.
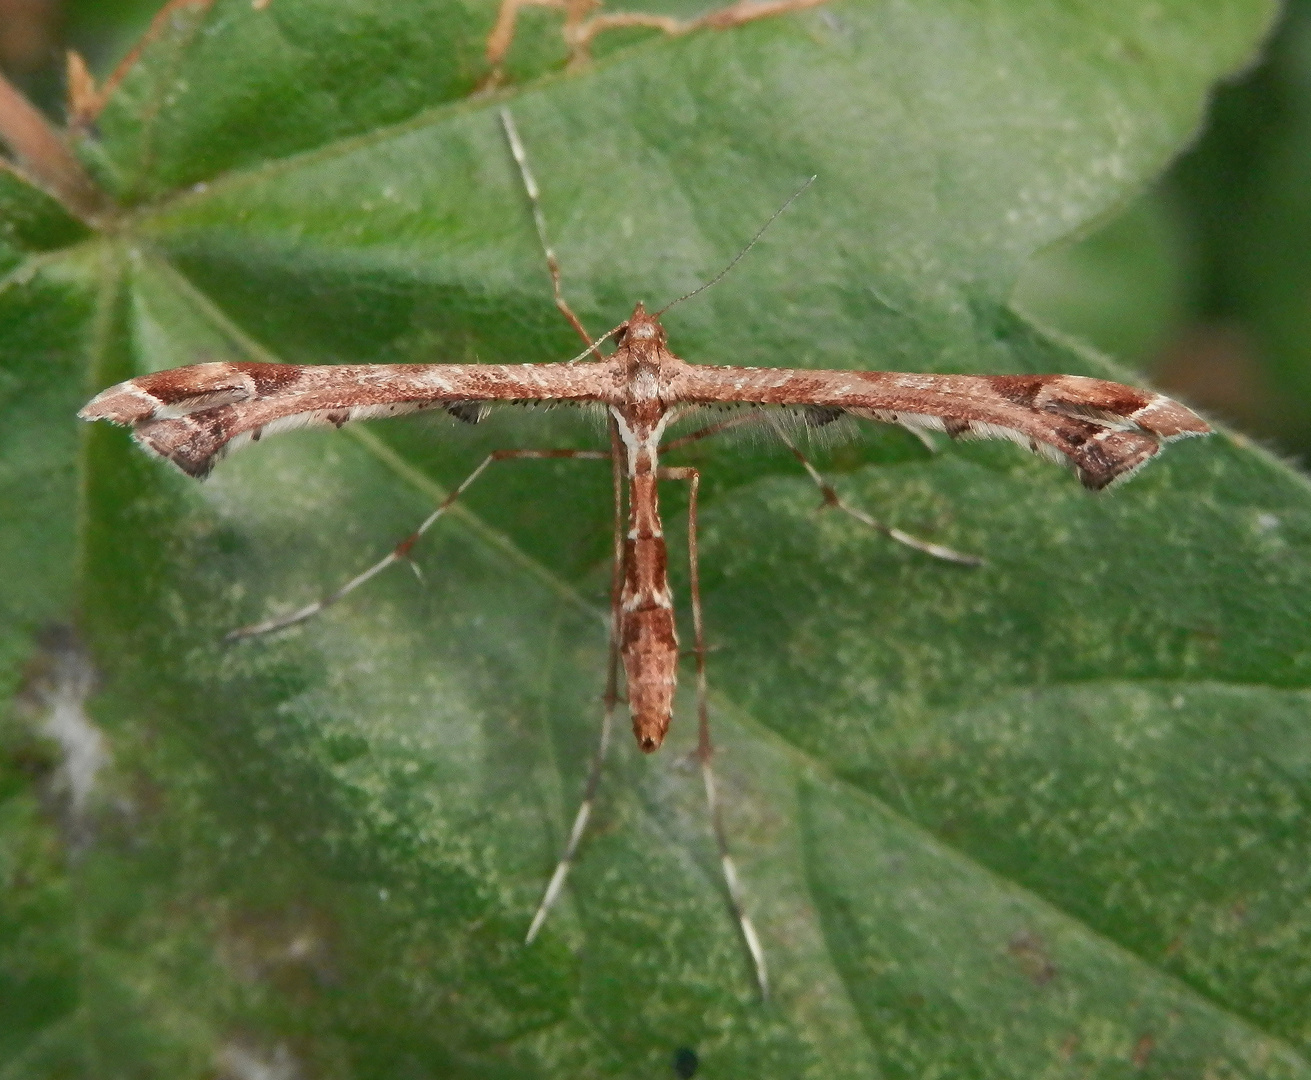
[615,302,667,349]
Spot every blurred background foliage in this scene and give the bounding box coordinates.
[4,0,1307,456]
[1016,0,1311,458]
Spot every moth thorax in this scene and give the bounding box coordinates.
[630,365,662,401]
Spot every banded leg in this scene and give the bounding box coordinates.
[524,679,615,942]
[527,422,628,942]
[227,448,609,640]
[501,101,633,943]
[499,108,602,352]
[763,413,983,566]
[660,411,759,454]
[660,464,769,998]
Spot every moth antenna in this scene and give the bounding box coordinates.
[656,175,816,316]
[565,322,622,364]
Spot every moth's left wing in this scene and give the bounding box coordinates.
[81,360,604,478]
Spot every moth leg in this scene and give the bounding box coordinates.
[227,447,609,640]
[527,421,626,942]
[763,413,983,567]
[501,109,628,945]
[524,633,618,944]
[499,107,602,354]
[660,411,760,454]
[661,464,770,999]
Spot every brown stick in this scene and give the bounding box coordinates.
[72,0,215,126]
[692,0,828,30]
[0,68,110,224]
[486,0,830,78]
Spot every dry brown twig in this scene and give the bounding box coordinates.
[0,0,227,226]
[65,0,215,129]
[5,0,824,224]
[485,0,828,81]
[0,66,110,224]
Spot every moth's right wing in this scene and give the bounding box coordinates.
[670,366,1210,490]
[80,361,605,477]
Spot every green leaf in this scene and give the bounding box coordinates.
[0,254,97,701]
[0,168,91,271]
[1011,190,1194,368]
[5,0,1307,1075]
